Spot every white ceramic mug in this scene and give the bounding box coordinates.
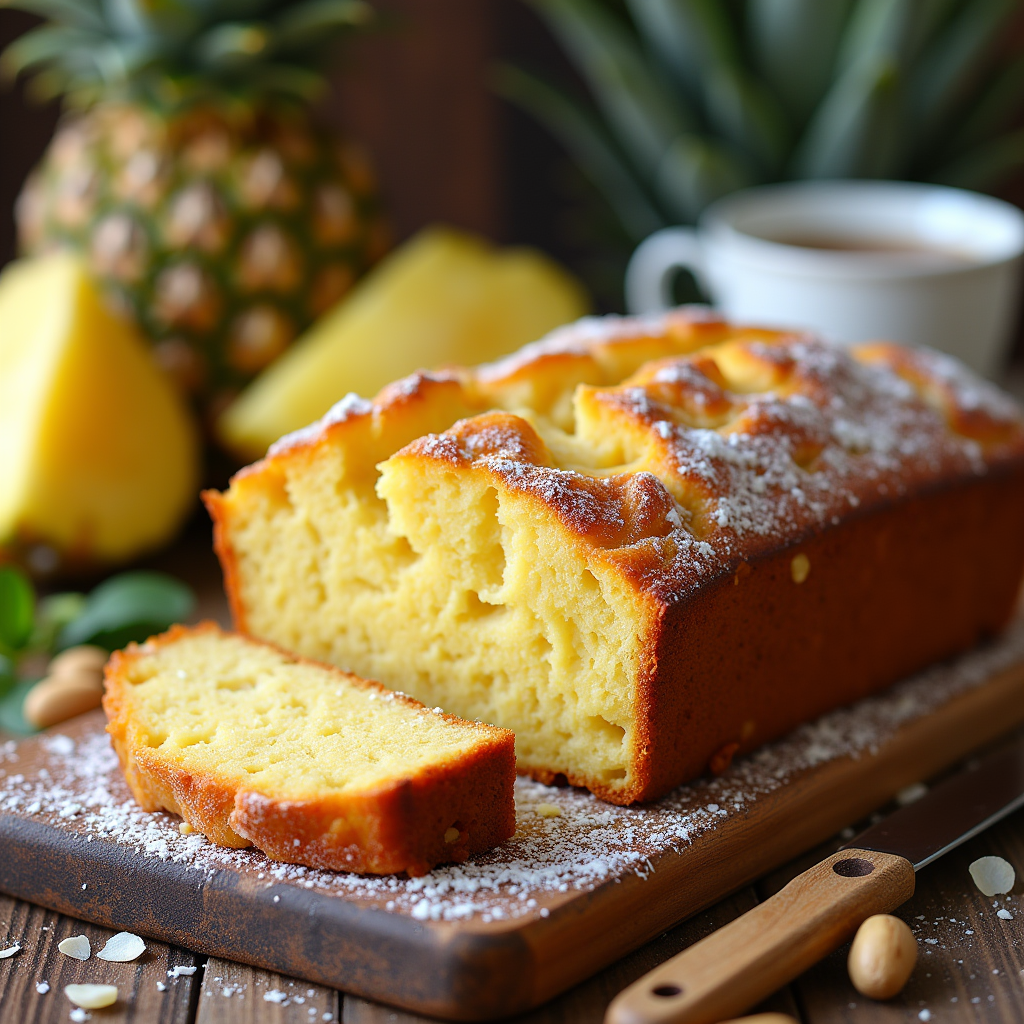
[624,180,1024,377]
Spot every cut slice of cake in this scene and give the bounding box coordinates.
[102,623,516,875]
[204,311,1024,805]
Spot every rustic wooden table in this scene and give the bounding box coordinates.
[1,524,1022,1023]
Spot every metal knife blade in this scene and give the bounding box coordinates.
[841,734,1024,869]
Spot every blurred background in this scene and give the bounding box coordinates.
[1,0,1024,583]
[6,0,1020,311]
[0,1,587,291]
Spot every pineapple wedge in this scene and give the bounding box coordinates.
[217,227,588,459]
[0,253,198,570]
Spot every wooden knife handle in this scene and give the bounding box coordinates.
[604,848,915,1024]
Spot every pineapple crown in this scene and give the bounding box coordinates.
[1,0,373,110]
[499,0,1024,243]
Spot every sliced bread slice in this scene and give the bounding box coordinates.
[103,623,516,876]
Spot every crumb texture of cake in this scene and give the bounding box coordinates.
[102,623,516,875]
[205,310,1024,804]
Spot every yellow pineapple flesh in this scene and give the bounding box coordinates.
[0,252,199,571]
[217,227,590,459]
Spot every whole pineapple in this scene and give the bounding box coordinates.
[503,0,1024,254]
[4,0,388,412]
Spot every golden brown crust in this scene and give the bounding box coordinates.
[203,493,250,635]
[206,311,1024,804]
[628,466,1024,802]
[103,623,517,875]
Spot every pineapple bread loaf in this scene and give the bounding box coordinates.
[103,623,516,875]
[204,310,1024,805]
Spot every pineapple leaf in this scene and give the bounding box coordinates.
[655,132,752,222]
[900,0,963,61]
[529,0,693,176]
[649,0,740,69]
[98,34,158,83]
[93,37,131,84]
[943,54,1024,156]
[834,0,916,76]
[0,25,102,78]
[747,0,853,126]
[0,0,105,31]
[625,0,788,176]
[1,0,372,106]
[272,0,372,49]
[22,64,82,102]
[495,63,664,241]
[792,54,903,179]
[9,42,101,100]
[905,0,1016,146]
[195,22,272,65]
[703,64,790,176]
[101,0,162,39]
[792,0,920,179]
[238,61,326,100]
[933,127,1024,191]
[623,0,738,101]
[504,0,1024,267]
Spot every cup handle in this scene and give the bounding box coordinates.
[625,227,709,315]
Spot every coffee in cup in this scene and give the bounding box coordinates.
[625,180,1024,377]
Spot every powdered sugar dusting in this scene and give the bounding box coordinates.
[620,343,993,543]
[268,393,373,457]
[4,618,1023,924]
[252,313,1024,611]
[912,346,1022,422]
[265,369,465,459]
[412,334,1024,604]
[476,313,679,381]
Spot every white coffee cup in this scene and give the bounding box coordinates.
[624,180,1024,377]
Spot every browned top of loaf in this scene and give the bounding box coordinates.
[229,310,1024,605]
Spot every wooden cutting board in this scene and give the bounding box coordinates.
[3,619,1024,1022]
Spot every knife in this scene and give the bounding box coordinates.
[605,735,1024,1024]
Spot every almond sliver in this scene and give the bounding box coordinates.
[969,855,1015,897]
[96,932,145,962]
[65,984,118,1009]
[0,944,20,959]
[58,935,91,960]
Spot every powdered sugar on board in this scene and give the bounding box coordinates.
[3,618,1024,924]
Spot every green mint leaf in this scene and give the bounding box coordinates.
[0,654,15,699]
[32,592,88,653]
[0,566,36,654]
[57,571,196,652]
[0,679,40,736]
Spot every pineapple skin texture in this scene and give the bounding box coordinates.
[217,227,590,459]
[17,102,387,408]
[0,252,199,570]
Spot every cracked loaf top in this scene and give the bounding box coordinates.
[243,309,1024,605]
